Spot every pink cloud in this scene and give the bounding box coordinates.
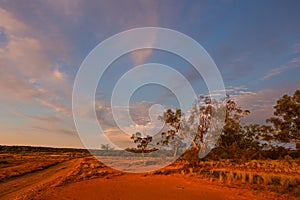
[232,83,300,124]
[25,114,64,124]
[0,8,27,35]
[131,48,155,66]
[37,98,72,118]
[0,7,73,116]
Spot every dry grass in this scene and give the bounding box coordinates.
[1,149,299,198]
[148,157,300,198]
[196,159,300,175]
[56,157,124,186]
[182,159,300,198]
[0,152,85,181]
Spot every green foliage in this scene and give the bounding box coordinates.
[266,90,300,148]
[188,96,214,148]
[210,97,265,161]
[158,108,182,132]
[128,89,300,161]
[158,95,226,164]
[157,109,187,158]
[157,108,183,147]
[130,132,153,152]
[218,98,250,149]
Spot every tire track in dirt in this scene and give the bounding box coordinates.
[0,158,83,200]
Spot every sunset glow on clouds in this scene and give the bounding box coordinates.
[0,1,300,148]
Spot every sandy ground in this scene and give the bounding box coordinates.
[39,174,268,200]
[0,157,292,200]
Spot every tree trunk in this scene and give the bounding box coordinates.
[182,146,200,167]
[173,146,178,158]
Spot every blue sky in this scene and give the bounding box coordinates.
[0,0,299,148]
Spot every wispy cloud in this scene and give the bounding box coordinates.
[0,7,76,142]
[131,48,155,66]
[0,8,27,35]
[95,101,165,149]
[0,7,71,101]
[96,101,156,129]
[262,57,300,80]
[231,82,300,124]
[37,98,72,118]
[25,114,64,124]
[115,1,158,66]
[32,126,76,136]
[293,42,300,54]
[0,1,299,148]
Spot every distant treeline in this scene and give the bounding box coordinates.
[91,148,179,157]
[206,146,300,161]
[0,145,89,154]
[0,145,177,157]
[1,144,299,160]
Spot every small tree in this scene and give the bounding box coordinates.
[266,90,300,149]
[217,98,250,149]
[130,132,153,156]
[213,97,253,160]
[157,129,187,158]
[100,143,115,150]
[157,109,187,158]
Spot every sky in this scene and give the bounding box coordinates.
[0,0,299,148]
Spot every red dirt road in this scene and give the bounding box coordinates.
[40,174,268,200]
[0,157,290,200]
[0,159,82,200]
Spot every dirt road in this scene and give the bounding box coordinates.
[39,174,269,200]
[0,157,288,200]
[0,158,82,200]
